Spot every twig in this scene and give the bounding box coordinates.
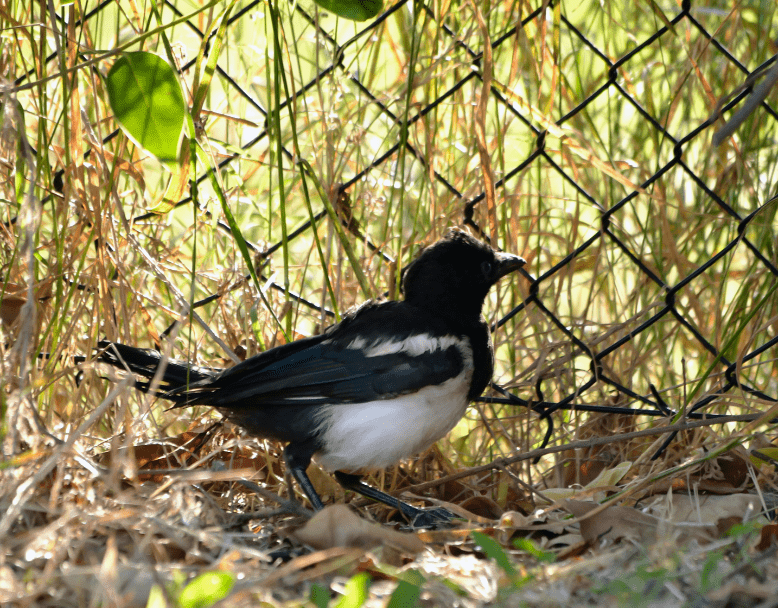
[397,412,766,496]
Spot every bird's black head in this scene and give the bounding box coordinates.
[401,229,525,322]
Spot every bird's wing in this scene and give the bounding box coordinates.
[175,305,467,408]
[183,338,465,408]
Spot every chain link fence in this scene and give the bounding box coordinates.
[7,0,778,463]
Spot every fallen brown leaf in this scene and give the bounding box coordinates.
[293,505,425,554]
[566,499,659,544]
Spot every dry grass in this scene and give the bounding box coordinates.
[2,0,778,605]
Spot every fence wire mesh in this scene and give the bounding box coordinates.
[6,0,778,465]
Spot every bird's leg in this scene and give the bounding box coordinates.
[284,443,325,510]
[333,471,456,528]
[289,468,324,510]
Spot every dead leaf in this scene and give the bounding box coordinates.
[259,547,367,588]
[562,455,609,488]
[652,493,765,526]
[565,500,659,544]
[458,495,502,520]
[648,449,751,495]
[755,523,778,551]
[543,461,632,502]
[716,516,742,537]
[0,290,26,326]
[414,526,476,546]
[0,281,52,329]
[293,505,424,554]
[98,428,270,484]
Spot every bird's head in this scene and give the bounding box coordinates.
[401,228,525,321]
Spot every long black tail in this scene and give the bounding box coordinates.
[97,340,219,403]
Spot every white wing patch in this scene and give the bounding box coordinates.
[314,340,474,473]
[345,333,463,358]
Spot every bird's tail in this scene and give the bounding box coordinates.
[96,340,218,403]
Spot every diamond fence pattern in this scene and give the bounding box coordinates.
[10,0,778,460]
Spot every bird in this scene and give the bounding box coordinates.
[96,228,525,526]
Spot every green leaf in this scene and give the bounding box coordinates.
[387,570,424,608]
[144,584,166,608]
[313,0,383,21]
[178,571,235,608]
[471,531,516,577]
[106,51,186,163]
[309,583,330,608]
[513,538,556,564]
[334,572,370,608]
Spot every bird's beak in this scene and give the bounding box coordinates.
[493,251,525,280]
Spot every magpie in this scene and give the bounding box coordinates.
[97,229,524,526]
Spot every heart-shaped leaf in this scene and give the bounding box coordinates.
[106,51,186,163]
[313,0,383,21]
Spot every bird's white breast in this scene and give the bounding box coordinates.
[314,335,474,473]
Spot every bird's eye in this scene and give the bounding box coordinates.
[481,261,492,277]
